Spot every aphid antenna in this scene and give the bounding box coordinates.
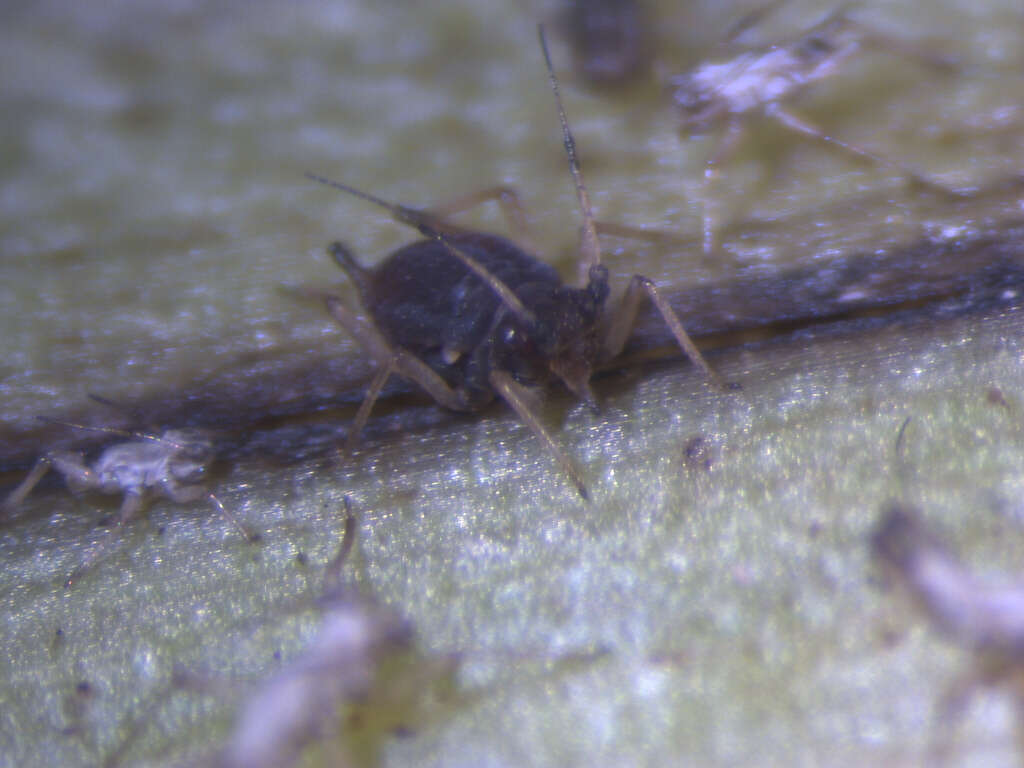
[306,172,536,326]
[88,391,164,430]
[207,492,260,543]
[537,24,601,275]
[34,416,192,451]
[35,416,135,441]
[305,172,430,231]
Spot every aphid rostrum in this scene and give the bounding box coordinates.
[309,27,724,499]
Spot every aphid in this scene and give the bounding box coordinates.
[94,502,372,768]
[560,0,652,88]
[219,498,598,768]
[105,498,600,767]
[218,503,413,768]
[309,26,724,499]
[218,600,412,768]
[871,504,1024,763]
[669,6,961,254]
[3,422,254,586]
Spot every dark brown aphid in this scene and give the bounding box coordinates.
[871,504,1024,764]
[3,422,254,586]
[560,0,652,88]
[308,27,724,499]
[669,6,963,253]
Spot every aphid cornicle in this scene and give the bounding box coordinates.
[309,27,724,499]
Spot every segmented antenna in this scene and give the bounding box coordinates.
[305,172,430,231]
[537,24,601,272]
[35,416,194,450]
[306,172,536,326]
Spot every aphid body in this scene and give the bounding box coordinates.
[310,28,722,498]
[4,427,250,585]
[333,229,606,415]
[671,11,863,129]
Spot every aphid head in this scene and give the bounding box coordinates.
[669,75,721,127]
[162,430,214,485]
[547,279,608,407]
[490,270,608,406]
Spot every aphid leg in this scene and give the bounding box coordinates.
[324,295,467,411]
[3,455,55,510]
[47,453,102,494]
[323,497,357,592]
[205,492,260,543]
[323,296,395,377]
[764,102,963,198]
[425,185,537,253]
[488,369,589,500]
[64,491,144,588]
[602,275,725,390]
[326,282,478,451]
[702,118,745,256]
[343,356,396,455]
